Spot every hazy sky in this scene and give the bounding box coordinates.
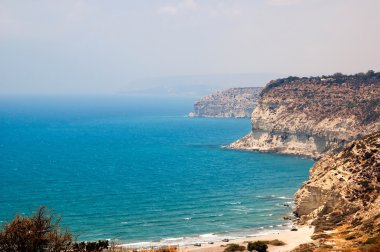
[1,0,380,95]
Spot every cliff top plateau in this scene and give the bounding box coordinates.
[229,71,380,158]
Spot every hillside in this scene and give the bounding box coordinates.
[229,71,380,158]
[293,132,380,251]
[189,87,262,118]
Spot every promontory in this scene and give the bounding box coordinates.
[189,87,262,118]
[229,71,380,159]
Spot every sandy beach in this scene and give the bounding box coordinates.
[180,226,314,252]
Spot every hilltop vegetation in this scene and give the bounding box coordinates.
[261,70,380,96]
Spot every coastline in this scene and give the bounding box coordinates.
[223,145,318,161]
[119,226,314,252]
[180,226,313,252]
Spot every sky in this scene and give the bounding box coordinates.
[0,0,380,95]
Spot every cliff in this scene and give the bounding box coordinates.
[229,71,380,158]
[293,132,380,250]
[189,87,262,118]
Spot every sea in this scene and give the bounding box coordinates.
[0,95,314,246]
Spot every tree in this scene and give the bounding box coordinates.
[333,72,343,77]
[247,241,268,252]
[366,70,375,76]
[0,206,72,252]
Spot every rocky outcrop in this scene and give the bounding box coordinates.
[189,87,262,118]
[293,132,380,250]
[229,71,380,158]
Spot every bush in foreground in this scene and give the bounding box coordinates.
[247,241,268,252]
[0,206,72,252]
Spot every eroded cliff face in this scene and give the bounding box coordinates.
[293,132,380,250]
[189,87,262,118]
[229,73,380,158]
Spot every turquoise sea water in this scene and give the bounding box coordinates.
[0,96,314,245]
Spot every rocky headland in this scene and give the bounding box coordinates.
[229,71,380,159]
[293,131,380,251]
[189,87,262,118]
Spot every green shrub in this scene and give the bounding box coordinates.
[247,241,268,252]
[73,241,86,251]
[224,243,245,252]
[73,240,109,251]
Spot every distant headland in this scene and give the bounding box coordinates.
[189,87,262,118]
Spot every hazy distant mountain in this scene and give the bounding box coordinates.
[119,73,281,97]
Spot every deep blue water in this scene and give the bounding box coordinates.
[0,96,314,245]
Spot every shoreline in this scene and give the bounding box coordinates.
[119,226,314,252]
[180,226,314,252]
[225,144,320,161]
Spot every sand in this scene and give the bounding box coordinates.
[180,226,314,252]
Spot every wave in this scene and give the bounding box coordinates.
[277,196,292,200]
[207,213,224,217]
[199,233,216,238]
[230,207,252,213]
[162,237,184,242]
[255,195,292,200]
[259,213,273,217]
[120,225,292,248]
[122,242,152,248]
